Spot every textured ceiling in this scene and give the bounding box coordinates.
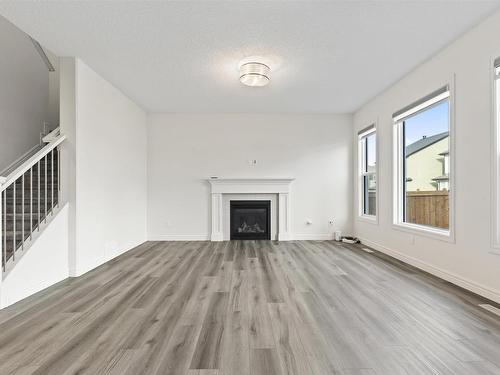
[1,1,499,113]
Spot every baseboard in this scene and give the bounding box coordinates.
[148,234,210,241]
[359,237,500,304]
[294,233,333,240]
[149,234,334,241]
[72,238,146,277]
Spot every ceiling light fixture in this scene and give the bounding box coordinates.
[239,61,270,87]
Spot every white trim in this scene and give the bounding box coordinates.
[208,178,294,194]
[392,78,455,242]
[42,127,60,143]
[490,54,500,253]
[358,237,500,305]
[148,234,335,241]
[357,121,379,224]
[71,239,146,277]
[208,178,294,241]
[392,222,453,243]
[393,90,450,123]
[294,234,333,240]
[358,126,375,139]
[358,214,378,224]
[0,144,40,177]
[148,234,210,241]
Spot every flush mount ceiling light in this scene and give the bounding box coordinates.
[239,61,270,87]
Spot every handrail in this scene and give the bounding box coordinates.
[1,132,65,272]
[42,127,60,143]
[0,134,66,192]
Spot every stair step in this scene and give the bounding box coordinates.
[3,191,59,198]
[4,205,55,210]
[11,179,58,184]
[4,200,57,205]
[5,186,59,194]
[4,220,42,230]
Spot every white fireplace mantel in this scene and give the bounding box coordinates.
[208,178,294,241]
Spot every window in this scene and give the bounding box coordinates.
[494,57,500,247]
[393,87,451,235]
[358,125,377,219]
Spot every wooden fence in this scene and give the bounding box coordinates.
[406,190,449,229]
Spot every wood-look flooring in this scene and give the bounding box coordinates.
[0,240,500,375]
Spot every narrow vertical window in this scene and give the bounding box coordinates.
[358,125,377,219]
[393,86,451,235]
[494,57,500,245]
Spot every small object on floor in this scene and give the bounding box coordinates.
[341,236,360,244]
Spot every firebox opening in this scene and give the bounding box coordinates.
[230,200,271,240]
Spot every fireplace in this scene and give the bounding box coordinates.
[230,200,271,240]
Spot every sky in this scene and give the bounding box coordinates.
[404,100,449,145]
[364,99,449,167]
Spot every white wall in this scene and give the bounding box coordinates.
[353,10,500,302]
[71,60,148,276]
[0,57,148,308]
[148,114,353,240]
[46,49,60,127]
[0,16,48,172]
[59,57,78,276]
[1,205,69,308]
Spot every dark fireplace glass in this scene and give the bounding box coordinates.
[230,200,271,240]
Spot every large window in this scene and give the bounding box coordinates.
[358,125,377,219]
[393,87,451,235]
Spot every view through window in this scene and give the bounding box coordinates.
[359,128,377,217]
[402,97,450,230]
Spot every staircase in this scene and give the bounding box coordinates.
[1,130,64,272]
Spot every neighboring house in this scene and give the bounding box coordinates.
[405,132,449,191]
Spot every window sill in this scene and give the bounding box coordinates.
[392,222,454,243]
[358,215,378,225]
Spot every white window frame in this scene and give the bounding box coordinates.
[491,57,500,252]
[358,124,378,224]
[392,81,455,242]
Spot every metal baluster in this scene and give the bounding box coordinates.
[44,154,47,223]
[13,183,16,261]
[21,174,24,250]
[30,167,33,240]
[38,162,40,231]
[51,149,54,215]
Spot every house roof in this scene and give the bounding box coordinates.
[406,132,449,157]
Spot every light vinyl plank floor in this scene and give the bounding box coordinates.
[0,240,499,375]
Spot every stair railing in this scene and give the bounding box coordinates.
[0,130,66,272]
